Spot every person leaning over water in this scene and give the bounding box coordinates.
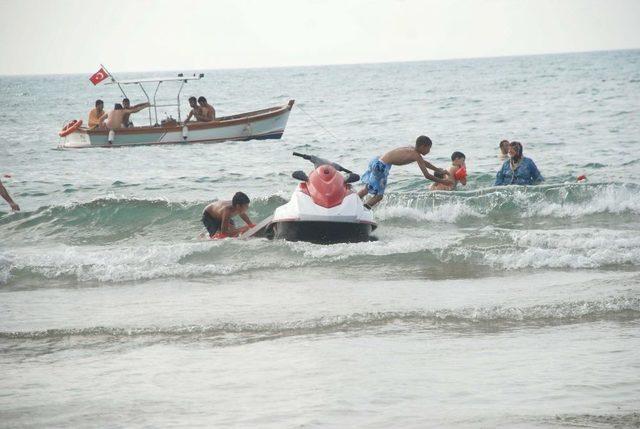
[495,141,544,186]
[202,192,255,238]
[357,135,452,208]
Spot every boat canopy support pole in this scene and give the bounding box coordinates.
[176,80,186,123]
[152,81,162,126]
[137,83,152,127]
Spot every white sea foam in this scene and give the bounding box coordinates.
[5,242,304,283]
[524,184,640,218]
[377,202,481,223]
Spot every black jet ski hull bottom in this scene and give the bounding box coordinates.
[270,221,374,244]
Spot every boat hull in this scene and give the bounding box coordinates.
[59,100,294,148]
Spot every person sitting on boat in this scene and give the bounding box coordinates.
[201,192,256,238]
[357,135,452,209]
[88,99,107,129]
[101,102,150,130]
[198,96,216,121]
[494,141,544,186]
[121,98,148,128]
[183,97,205,124]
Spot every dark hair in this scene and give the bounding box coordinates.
[434,171,445,179]
[188,96,197,103]
[232,192,250,206]
[451,151,465,161]
[509,141,523,161]
[197,96,207,104]
[114,103,123,110]
[415,135,432,148]
[95,99,103,106]
[122,98,130,104]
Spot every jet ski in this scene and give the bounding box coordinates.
[244,152,377,243]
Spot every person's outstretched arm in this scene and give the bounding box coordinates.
[239,212,254,227]
[126,102,150,114]
[417,157,452,185]
[422,158,447,176]
[0,180,19,211]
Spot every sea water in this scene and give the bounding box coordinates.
[1,50,639,427]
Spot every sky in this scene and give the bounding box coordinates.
[0,0,639,75]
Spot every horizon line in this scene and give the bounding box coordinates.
[1,47,638,78]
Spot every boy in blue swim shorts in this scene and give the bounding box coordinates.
[358,135,452,208]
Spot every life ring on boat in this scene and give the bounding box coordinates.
[59,119,83,137]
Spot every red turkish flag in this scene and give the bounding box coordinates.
[89,67,109,85]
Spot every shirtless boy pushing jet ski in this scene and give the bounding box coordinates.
[358,135,452,208]
[202,192,255,238]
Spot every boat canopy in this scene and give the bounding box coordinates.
[103,65,205,126]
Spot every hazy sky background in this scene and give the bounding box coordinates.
[0,0,639,75]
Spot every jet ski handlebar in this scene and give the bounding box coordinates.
[292,152,353,174]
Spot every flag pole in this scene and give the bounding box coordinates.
[100,64,128,99]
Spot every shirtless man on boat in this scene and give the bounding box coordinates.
[198,96,216,121]
[202,192,255,238]
[101,102,150,130]
[121,98,148,127]
[183,97,206,124]
[358,135,452,208]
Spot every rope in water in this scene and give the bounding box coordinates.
[296,105,343,144]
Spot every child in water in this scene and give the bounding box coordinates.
[430,151,467,191]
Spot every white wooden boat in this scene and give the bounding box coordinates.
[58,70,294,148]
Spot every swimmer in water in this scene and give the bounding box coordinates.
[499,139,510,160]
[201,192,255,238]
[357,135,452,208]
[430,151,467,191]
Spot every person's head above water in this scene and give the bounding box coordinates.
[499,139,510,155]
[451,151,466,167]
[415,135,432,155]
[95,99,104,109]
[509,141,523,162]
[114,103,123,110]
[122,98,130,108]
[188,96,197,108]
[197,96,207,105]
[232,192,250,212]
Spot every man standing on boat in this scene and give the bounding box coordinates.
[101,102,150,130]
[198,96,216,121]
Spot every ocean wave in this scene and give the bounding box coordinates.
[2,296,638,341]
[1,184,638,245]
[2,226,639,284]
[381,182,640,223]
